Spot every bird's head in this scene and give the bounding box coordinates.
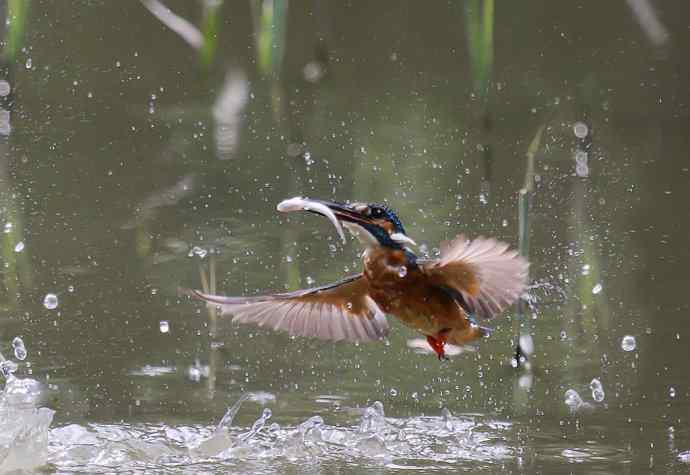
[277,197,416,250]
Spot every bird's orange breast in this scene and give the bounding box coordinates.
[362,247,470,336]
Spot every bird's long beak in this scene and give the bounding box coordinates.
[276,197,416,247]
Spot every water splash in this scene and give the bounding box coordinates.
[564,389,584,412]
[187,246,208,259]
[0,340,55,472]
[590,378,605,402]
[358,401,387,433]
[44,397,515,472]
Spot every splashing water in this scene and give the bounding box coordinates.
[41,397,515,472]
[0,360,18,379]
[12,337,27,361]
[590,378,605,402]
[187,246,208,259]
[564,389,584,412]
[0,340,55,472]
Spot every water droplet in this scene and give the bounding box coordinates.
[25,57,32,69]
[303,151,314,166]
[346,302,353,310]
[285,255,293,263]
[581,264,590,275]
[576,162,590,177]
[0,360,18,379]
[575,150,588,164]
[560,330,567,341]
[328,243,337,252]
[669,387,676,398]
[67,285,75,293]
[564,389,583,411]
[187,246,208,259]
[590,378,605,402]
[398,266,407,278]
[519,373,533,389]
[519,334,535,355]
[43,293,58,310]
[592,283,603,294]
[4,222,13,233]
[573,121,589,138]
[0,80,10,97]
[389,388,398,397]
[306,276,315,285]
[621,335,636,352]
[12,336,27,360]
[159,320,170,333]
[502,219,508,227]
[14,241,24,252]
[187,365,205,382]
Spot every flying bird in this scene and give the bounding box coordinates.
[183,197,528,360]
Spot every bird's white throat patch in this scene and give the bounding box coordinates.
[343,222,380,248]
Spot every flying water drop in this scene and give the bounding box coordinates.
[0,360,18,379]
[592,283,603,294]
[564,389,583,412]
[159,321,170,333]
[590,378,605,402]
[43,293,58,310]
[187,246,208,259]
[621,335,636,352]
[573,121,589,139]
[398,266,407,278]
[14,241,24,253]
[12,336,27,361]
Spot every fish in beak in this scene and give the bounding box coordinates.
[277,197,416,249]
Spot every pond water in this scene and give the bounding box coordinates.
[1,1,689,473]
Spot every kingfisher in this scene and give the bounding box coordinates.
[184,197,528,360]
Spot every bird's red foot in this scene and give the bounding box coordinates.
[426,335,449,361]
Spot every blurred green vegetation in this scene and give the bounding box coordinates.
[3,0,30,61]
[252,0,288,77]
[200,0,222,69]
[464,0,493,100]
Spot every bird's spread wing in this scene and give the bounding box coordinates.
[182,274,389,342]
[421,235,529,319]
